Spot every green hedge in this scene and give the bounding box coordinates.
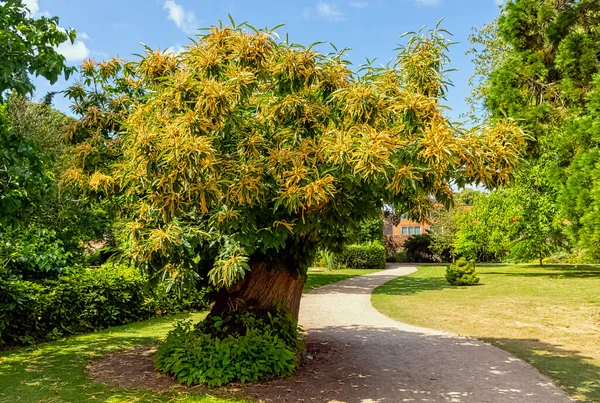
[333,241,386,270]
[0,265,207,347]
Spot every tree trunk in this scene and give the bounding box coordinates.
[210,261,306,320]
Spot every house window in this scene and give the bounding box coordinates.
[401,226,421,235]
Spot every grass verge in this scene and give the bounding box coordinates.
[0,312,247,403]
[371,264,600,402]
[0,268,376,402]
[304,268,381,291]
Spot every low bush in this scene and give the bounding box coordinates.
[383,235,403,259]
[0,264,207,347]
[311,248,336,269]
[403,234,436,263]
[333,241,386,270]
[445,258,480,286]
[387,251,407,263]
[156,307,300,386]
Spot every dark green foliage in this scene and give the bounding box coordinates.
[0,265,207,347]
[345,217,384,244]
[445,258,480,286]
[478,0,600,258]
[403,234,436,263]
[0,104,51,224]
[155,308,300,386]
[333,241,386,270]
[0,95,112,278]
[0,0,76,98]
[0,227,71,279]
[386,251,407,263]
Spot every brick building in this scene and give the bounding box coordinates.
[383,214,431,245]
[384,205,473,246]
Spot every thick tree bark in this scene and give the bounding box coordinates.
[210,261,306,320]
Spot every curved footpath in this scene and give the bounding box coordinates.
[254,264,573,403]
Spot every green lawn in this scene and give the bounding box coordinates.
[0,312,248,403]
[372,264,600,402]
[304,268,381,291]
[0,268,379,403]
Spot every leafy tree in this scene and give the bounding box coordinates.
[429,189,481,261]
[0,1,77,225]
[508,165,566,265]
[475,0,600,259]
[403,234,436,263]
[0,0,76,98]
[0,103,51,224]
[453,190,518,262]
[64,22,523,322]
[0,95,112,278]
[345,217,384,244]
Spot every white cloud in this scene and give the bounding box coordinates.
[350,1,368,8]
[317,2,345,21]
[163,0,198,34]
[22,0,40,15]
[166,44,186,55]
[57,40,91,62]
[79,32,90,40]
[415,0,440,5]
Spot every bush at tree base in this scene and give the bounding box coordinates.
[0,264,207,347]
[332,241,386,270]
[155,307,301,387]
[445,258,480,286]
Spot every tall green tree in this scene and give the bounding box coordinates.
[0,0,77,224]
[429,189,481,261]
[453,190,519,262]
[1,95,111,279]
[0,0,76,98]
[0,2,94,277]
[65,23,524,319]
[469,0,600,259]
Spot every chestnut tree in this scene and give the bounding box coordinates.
[64,22,523,319]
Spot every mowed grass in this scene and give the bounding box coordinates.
[304,268,381,291]
[372,264,600,402]
[0,312,250,403]
[0,269,374,403]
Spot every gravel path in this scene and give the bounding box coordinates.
[290,264,574,403]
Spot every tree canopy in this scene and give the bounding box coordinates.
[477,0,600,259]
[0,0,76,98]
[64,22,523,313]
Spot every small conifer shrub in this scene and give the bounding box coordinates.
[445,258,480,286]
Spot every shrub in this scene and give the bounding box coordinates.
[403,234,436,263]
[0,264,208,347]
[333,241,386,270]
[383,235,403,259]
[156,307,300,386]
[0,227,72,280]
[387,251,407,263]
[311,248,335,269]
[445,258,480,286]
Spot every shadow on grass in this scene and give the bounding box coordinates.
[371,274,455,296]
[483,337,600,403]
[486,265,600,280]
[0,313,212,403]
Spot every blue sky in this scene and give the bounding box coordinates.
[28,0,504,120]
